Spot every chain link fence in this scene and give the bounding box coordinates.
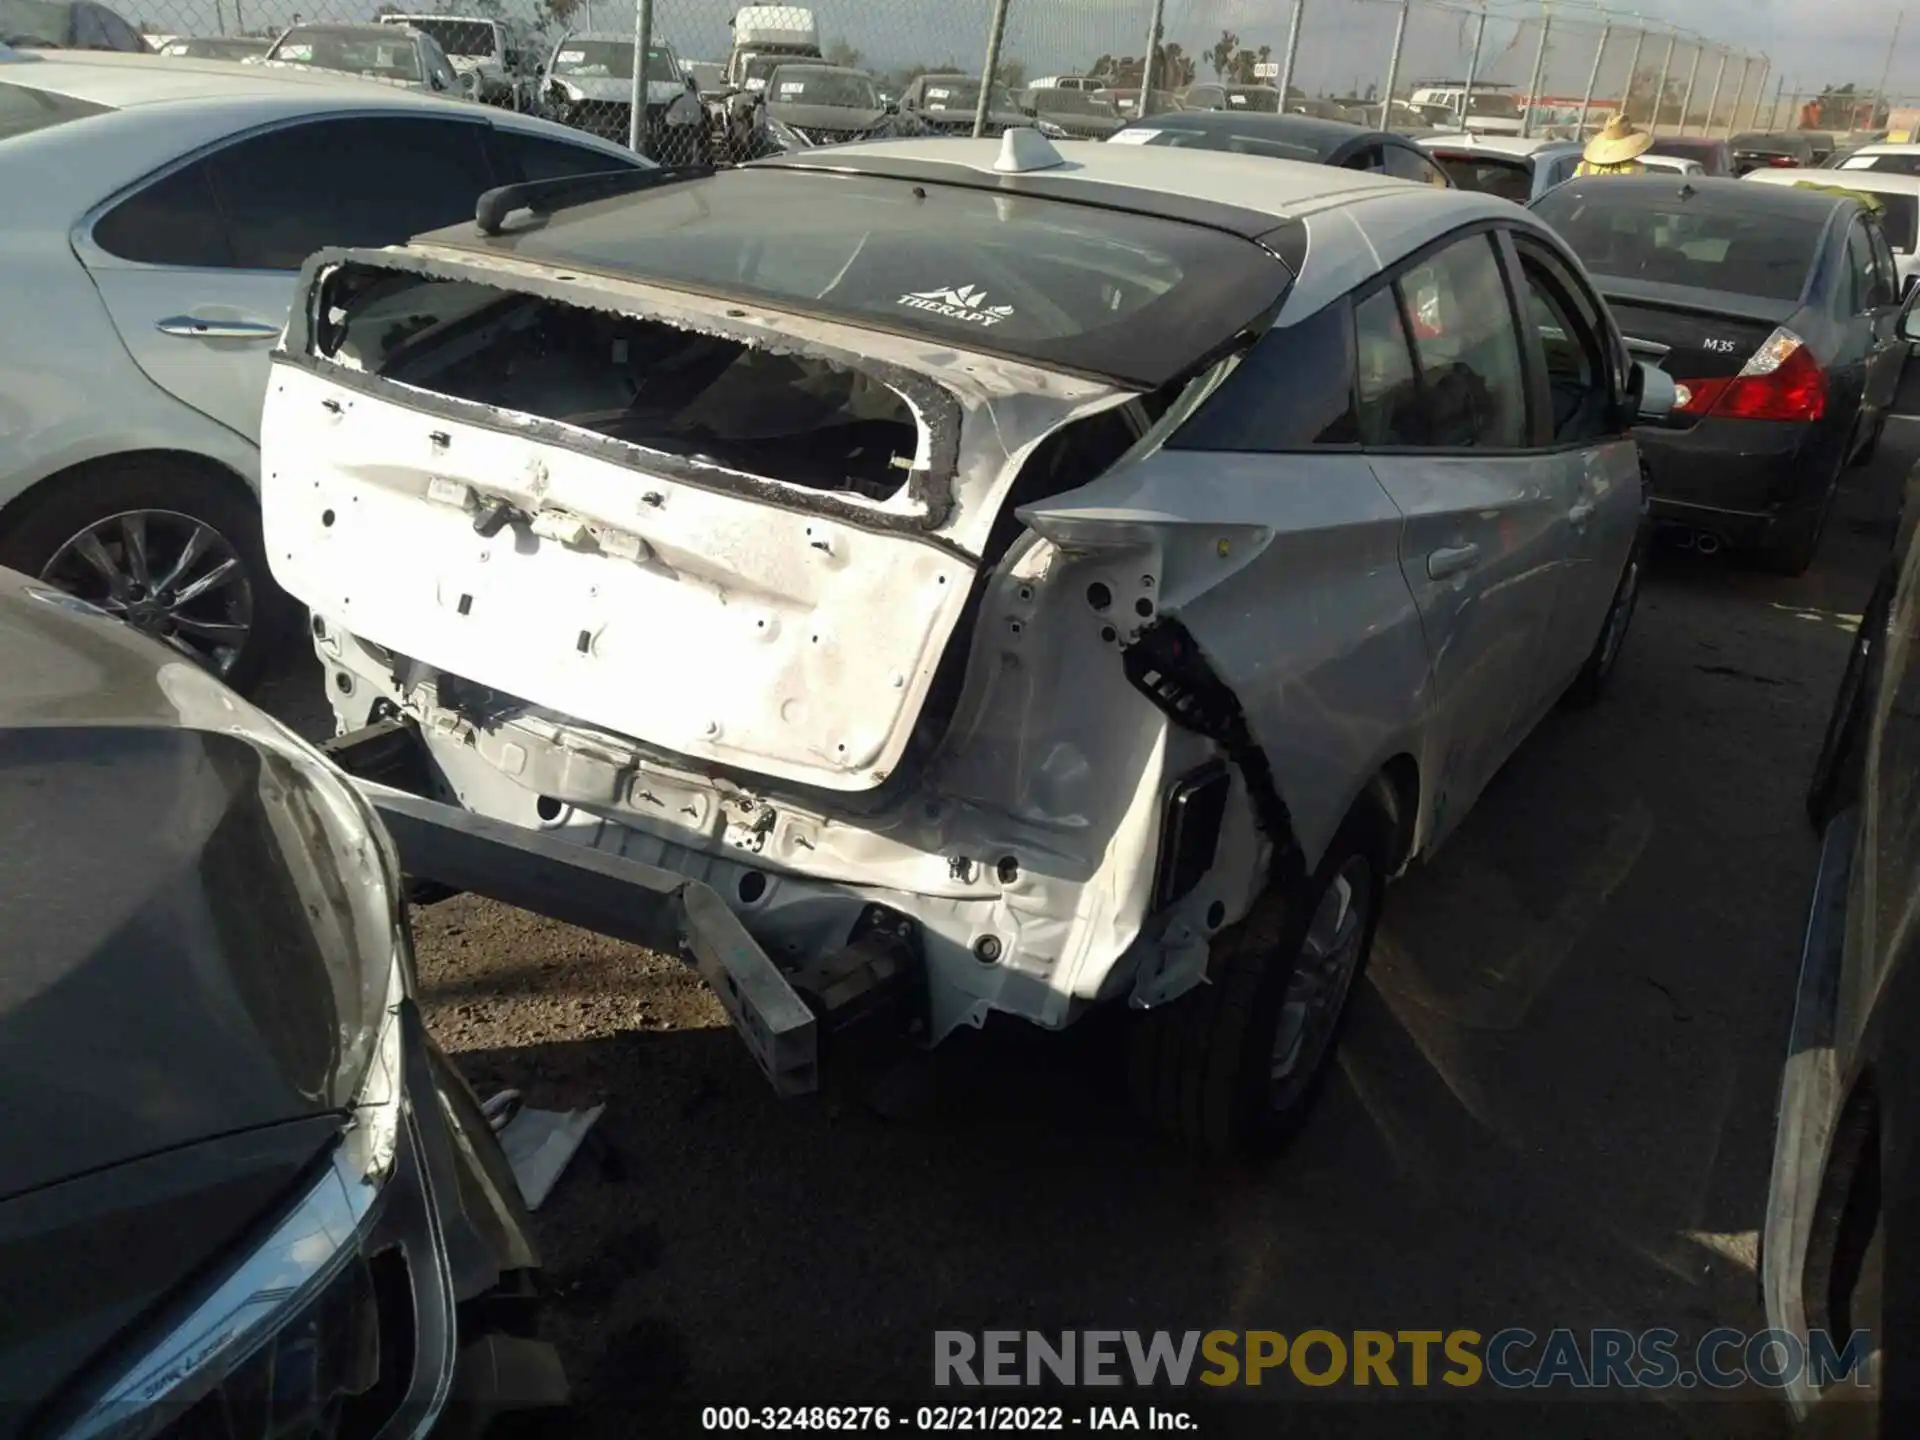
[127,0,1807,169]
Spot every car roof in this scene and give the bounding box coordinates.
[1539,173,1854,221]
[278,22,410,37]
[769,60,863,74]
[1417,133,1576,157]
[767,134,1429,223]
[1123,110,1366,149]
[0,47,448,105]
[564,30,670,44]
[1852,141,1920,155]
[1747,167,1920,196]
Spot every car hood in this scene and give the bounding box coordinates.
[918,104,1025,129]
[1042,111,1122,136]
[0,571,397,1201]
[766,100,887,131]
[553,73,685,105]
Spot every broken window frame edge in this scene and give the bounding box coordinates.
[287,247,968,538]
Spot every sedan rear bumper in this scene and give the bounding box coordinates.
[1635,415,1841,544]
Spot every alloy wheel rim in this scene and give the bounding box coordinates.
[1270,856,1375,1109]
[40,508,253,676]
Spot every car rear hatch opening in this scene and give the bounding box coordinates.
[263,175,1293,796]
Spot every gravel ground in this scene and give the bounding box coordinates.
[257,390,1920,1438]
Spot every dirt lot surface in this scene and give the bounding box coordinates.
[257,391,1920,1437]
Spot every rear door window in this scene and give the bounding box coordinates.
[1397,233,1528,448]
[1384,144,1449,187]
[207,117,498,270]
[494,127,642,182]
[1353,286,1424,446]
[1432,154,1533,204]
[1848,221,1883,310]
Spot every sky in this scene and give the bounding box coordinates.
[138,0,1920,103]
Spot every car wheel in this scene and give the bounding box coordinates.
[1755,465,1842,577]
[1127,800,1389,1158]
[1808,565,1893,828]
[1563,522,1647,709]
[0,458,288,693]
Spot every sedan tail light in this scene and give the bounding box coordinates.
[1674,327,1827,423]
[1767,154,1799,167]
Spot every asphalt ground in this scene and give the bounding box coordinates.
[256,373,1920,1437]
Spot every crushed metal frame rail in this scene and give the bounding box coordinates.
[327,723,818,1096]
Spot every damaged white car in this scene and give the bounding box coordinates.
[265,133,1672,1154]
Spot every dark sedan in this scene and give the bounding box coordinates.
[1021,84,1122,138]
[763,62,919,146]
[0,568,565,1433]
[1767,457,1920,1428]
[1108,110,1453,187]
[1733,129,1817,174]
[898,73,1037,137]
[1646,135,1732,175]
[1533,176,1914,572]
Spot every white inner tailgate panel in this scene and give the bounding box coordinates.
[263,363,974,792]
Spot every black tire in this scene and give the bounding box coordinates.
[1563,521,1647,709]
[1807,566,1893,828]
[1754,475,1840,577]
[0,457,289,694]
[1127,799,1391,1159]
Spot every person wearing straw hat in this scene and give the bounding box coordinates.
[1574,112,1654,176]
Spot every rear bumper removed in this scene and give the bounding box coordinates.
[325,719,826,1096]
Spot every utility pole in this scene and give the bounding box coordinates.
[1577,22,1610,137]
[1703,49,1728,136]
[1677,42,1701,135]
[1380,0,1409,131]
[1649,31,1675,135]
[1460,4,1488,128]
[973,0,1014,135]
[1138,0,1167,118]
[626,0,652,154]
[1747,55,1771,131]
[1277,0,1305,107]
[1874,10,1905,130]
[1521,4,1552,139]
[1725,53,1752,137]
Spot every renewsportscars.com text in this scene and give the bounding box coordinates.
[934,1328,1871,1392]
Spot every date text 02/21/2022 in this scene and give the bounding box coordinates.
[700,1406,1197,1431]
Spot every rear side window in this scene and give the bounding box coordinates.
[1531,189,1827,301]
[495,128,641,182]
[1126,126,1322,163]
[1432,155,1533,204]
[1168,299,1360,451]
[205,117,497,269]
[1860,153,1920,176]
[93,164,233,267]
[1384,145,1449,187]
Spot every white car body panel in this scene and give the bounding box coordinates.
[1746,165,1920,287]
[266,142,1643,1039]
[0,53,646,513]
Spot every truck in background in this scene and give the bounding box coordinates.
[726,5,820,91]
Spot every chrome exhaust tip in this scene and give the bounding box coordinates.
[1695,531,1724,557]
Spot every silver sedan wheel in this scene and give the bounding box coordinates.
[40,508,253,676]
[1270,856,1375,1111]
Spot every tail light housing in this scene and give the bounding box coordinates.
[1674,327,1827,423]
[1767,155,1799,167]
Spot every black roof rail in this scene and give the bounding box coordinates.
[473,164,714,236]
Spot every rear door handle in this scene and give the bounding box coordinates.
[155,315,282,340]
[1427,543,1481,581]
[1567,499,1597,528]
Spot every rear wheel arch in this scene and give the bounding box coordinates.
[0,447,258,539]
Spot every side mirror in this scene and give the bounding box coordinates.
[429,73,445,91]
[884,100,899,115]
[1631,360,1677,421]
